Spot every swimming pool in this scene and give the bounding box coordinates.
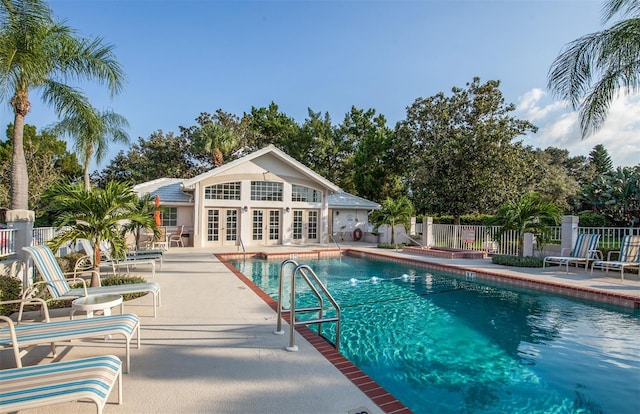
[229,255,640,414]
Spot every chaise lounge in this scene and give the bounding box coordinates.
[0,354,122,414]
[591,235,640,281]
[23,245,161,317]
[0,298,140,373]
[543,233,602,273]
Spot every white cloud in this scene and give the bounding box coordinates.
[516,89,640,167]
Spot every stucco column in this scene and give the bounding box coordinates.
[561,215,579,254]
[6,209,34,289]
[422,217,433,247]
[523,233,535,257]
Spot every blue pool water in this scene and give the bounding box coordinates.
[229,256,640,414]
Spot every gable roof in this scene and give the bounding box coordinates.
[182,144,341,192]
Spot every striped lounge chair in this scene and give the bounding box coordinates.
[543,234,602,273]
[0,298,140,373]
[22,245,161,317]
[591,235,640,281]
[0,355,122,414]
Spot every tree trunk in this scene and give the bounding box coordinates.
[212,148,224,167]
[10,91,30,210]
[92,242,102,287]
[83,147,94,191]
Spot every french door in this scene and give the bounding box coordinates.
[206,208,238,246]
[252,209,280,245]
[292,209,319,244]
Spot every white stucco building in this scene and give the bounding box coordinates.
[133,145,379,248]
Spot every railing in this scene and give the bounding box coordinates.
[549,226,640,249]
[432,224,519,256]
[238,236,246,258]
[328,234,342,257]
[400,233,425,248]
[0,228,17,258]
[274,259,341,352]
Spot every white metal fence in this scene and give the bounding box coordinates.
[549,226,640,249]
[431,224,520,256]
[0,228,17,258]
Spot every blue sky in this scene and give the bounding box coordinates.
[2,0,639,169]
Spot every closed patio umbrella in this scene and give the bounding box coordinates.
[154,195,162,226]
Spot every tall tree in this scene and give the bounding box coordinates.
[0,124,81,219]
[180,110,244,167]
[339,107,405,202]
[399,77,537,222]
[300,108,349,185]
[95,130,206,186]
[0,0,124,210]
[50,108,129,190]
[548,0,640,138]
[191,122,237,167]
[242,102,306,160]
[588,144,613,174]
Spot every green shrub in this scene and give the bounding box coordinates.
[101,274,148,300]
[377,243,407,249]
[430,214,495,225]
[56,252,86,274]
[578,212,607,227]
[491,255,544,268]
[0,274,22,316]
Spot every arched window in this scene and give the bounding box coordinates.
[291,184,321,202]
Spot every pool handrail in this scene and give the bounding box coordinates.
[274,259,341,352]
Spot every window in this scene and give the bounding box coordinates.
[205,182,241,200]
[251,181,283,201]
[207,210,219,241]
[291,185,321,202]
[162,208,177,226]
[308,210,318,240]
[252,210,264,241]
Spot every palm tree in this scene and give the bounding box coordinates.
[47,181,145,287]
[371,196,415,245]
[50,108,129,190]
[120,193,160,250]
[547,0,640,138]
[489,192,562,257]
[0,0,124,210]
[193,123,237,167]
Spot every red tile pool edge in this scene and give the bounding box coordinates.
[216,253,411,414]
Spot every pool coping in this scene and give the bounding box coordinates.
[217,247,640,414]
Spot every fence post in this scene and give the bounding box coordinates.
[523,233,535,256]
[6,209,34,288]
[561,215,579,254]
[423,217,433,247]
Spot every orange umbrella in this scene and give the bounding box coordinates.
[154,195,162,226]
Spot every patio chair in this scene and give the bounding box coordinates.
[591,235,640,281]
[77,238,157,278]
[152,226,169,250]
[169,225,184,247]
[543,233,602,273]
[22,245,161,317]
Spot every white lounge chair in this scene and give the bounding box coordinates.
[0,297,140,373]
[22,245,161,317]
[0,354,122,414]
[591,235,640,281]
[543,234,602,273]
[77,238,157,278]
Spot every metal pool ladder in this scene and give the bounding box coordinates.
[274,259,341,352]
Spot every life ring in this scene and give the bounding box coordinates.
[353,228,363,241]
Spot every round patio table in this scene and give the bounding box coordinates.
[70,294,123,319]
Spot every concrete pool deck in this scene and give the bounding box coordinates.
[3,243,639,414]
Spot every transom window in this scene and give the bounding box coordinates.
[205,182,241,200]
[251,181,283,201]
[291,184,321,202]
